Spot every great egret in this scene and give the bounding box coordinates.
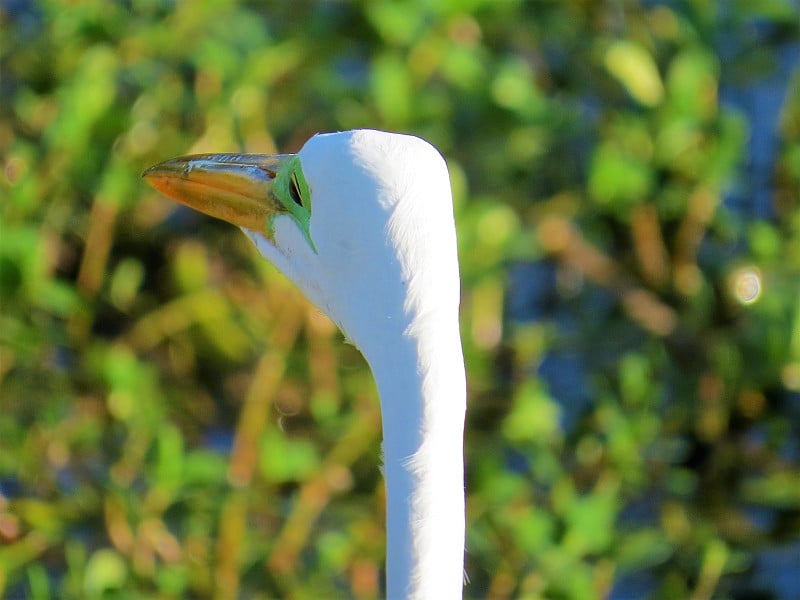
[144,129,466,599]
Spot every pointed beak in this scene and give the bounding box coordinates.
[143,153,295,230]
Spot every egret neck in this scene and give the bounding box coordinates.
[362,312,466,600]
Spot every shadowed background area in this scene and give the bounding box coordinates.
[1,1,799,598]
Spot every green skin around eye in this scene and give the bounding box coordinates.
[269,156,317,253]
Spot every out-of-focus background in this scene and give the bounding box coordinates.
[2,1,799,598]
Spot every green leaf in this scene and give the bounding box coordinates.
[83,549,128,597]
[589,142,653,210]
[604,40,664,106]
[666,48,719,121]
[371,53,412,125]
[502,380,562,445]
[259,428,320,483]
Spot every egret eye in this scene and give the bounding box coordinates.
[289,173,303,207]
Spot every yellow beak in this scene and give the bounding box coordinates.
[143,153,295,230]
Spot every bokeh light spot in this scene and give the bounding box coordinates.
[732,267,762,305]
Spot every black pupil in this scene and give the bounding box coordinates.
[289,176,303,207]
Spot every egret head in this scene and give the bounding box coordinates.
[144,129,459,354]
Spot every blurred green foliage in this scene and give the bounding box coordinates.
[2,1,799,598]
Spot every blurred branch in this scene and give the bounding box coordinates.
[77,196,119,298]
[267,392,380,590]
[689,539,728,600]
[123,289,232,351]
[214,294,305,600]
[538,214,677,336]
[674,187,720,296]
[630,203,669,289]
